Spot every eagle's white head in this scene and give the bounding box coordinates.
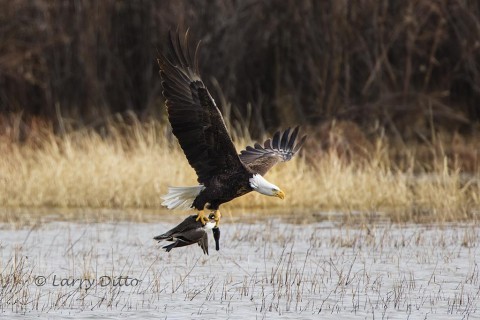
[249,174,285,199]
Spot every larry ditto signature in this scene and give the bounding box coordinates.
[33,275,140,290]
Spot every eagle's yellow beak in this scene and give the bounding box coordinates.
[274,190,285,200]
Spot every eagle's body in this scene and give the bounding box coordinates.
[192,170,252,210]
[158,32,306,224]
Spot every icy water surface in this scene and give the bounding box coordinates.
[0,215,479,319]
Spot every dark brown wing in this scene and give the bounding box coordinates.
[239,127,307,175]
[158,31,243,183]
[153,215,200,240]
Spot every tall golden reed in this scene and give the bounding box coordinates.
[0,120,477,222]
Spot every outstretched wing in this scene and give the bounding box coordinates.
[158,31,243,183]
[153,215,199,241]
[239,127,306,176]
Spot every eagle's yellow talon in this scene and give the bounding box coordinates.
[195,210,209,225]
[213,210,221,227]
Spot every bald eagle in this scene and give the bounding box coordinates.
[158,32,306,225]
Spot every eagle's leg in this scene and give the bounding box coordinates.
[195,209,209,225]
[213,210,221,227]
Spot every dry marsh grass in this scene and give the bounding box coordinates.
[0,120,478,223]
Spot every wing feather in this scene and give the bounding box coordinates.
[286,126,299,150]
[158,31,244,183]
[280,127,290,149]
[293,135,307,153]
[272,131,280,150]
[264,139,272,150]
[239,126,306,175]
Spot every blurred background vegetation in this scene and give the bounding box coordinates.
[0,0,479,170]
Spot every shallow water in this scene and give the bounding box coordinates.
[0,215,479,319]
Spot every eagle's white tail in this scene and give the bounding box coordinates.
[161,185,206,210]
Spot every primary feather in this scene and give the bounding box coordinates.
[239,127,307,175]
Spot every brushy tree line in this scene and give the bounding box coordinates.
[1,0,479,139]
